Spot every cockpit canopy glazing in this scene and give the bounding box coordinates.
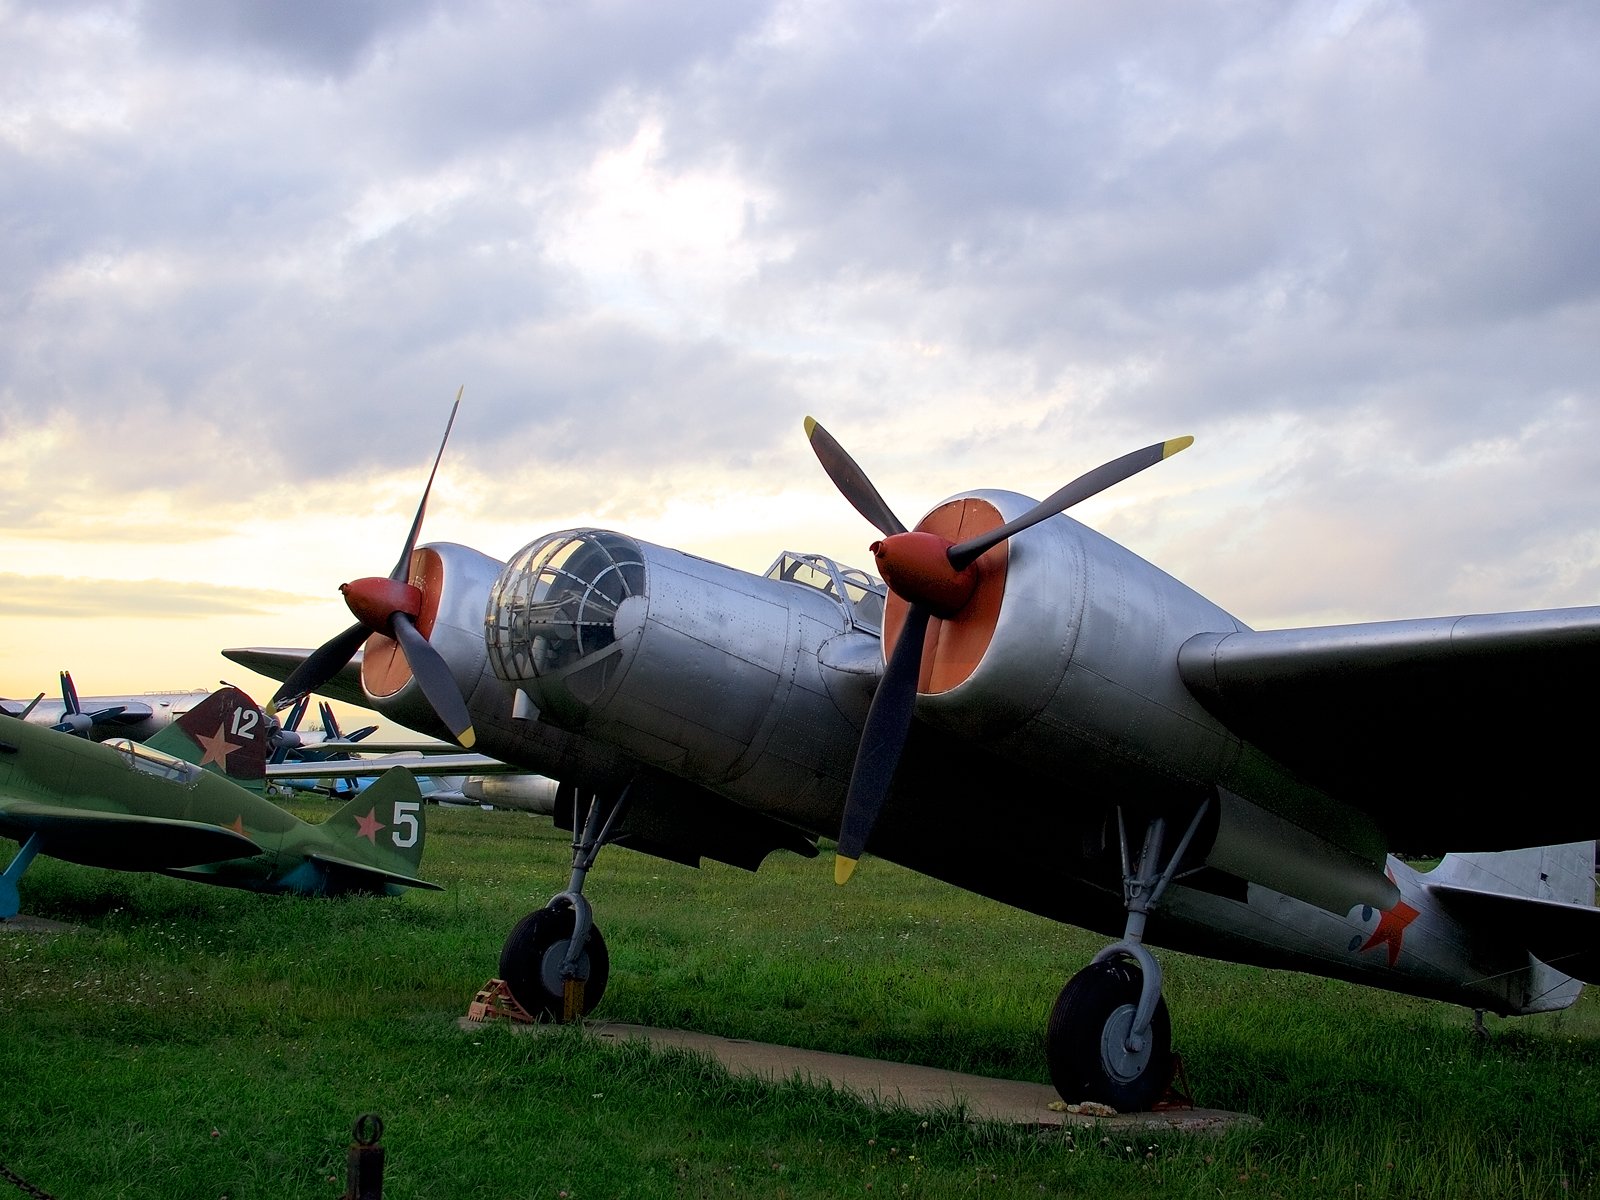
[763,552,885,633]
[486,531,647,681]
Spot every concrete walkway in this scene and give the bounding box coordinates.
[463,1015,1256,1135]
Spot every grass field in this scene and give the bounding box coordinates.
[2,802,1598,1198]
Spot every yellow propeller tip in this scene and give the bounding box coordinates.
[834,855,858,886]
[1163,435,1194,458]
[804,415,818,438]
[263,701,279,718]
[458,728,476,749]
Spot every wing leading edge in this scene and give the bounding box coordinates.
[0,801,260,870]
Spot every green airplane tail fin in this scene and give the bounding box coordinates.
[146,687,270,785]
[323,769,429,875]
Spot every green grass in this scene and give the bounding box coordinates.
[3,804,1598,1198]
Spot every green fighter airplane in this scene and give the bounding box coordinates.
[0,687,439,918]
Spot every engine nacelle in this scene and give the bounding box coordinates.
[485,531,883,828]
[355,541,509,740]
[914,490,1393,910]
[909,490,1246,804]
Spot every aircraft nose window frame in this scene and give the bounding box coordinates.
[487,531,648,680]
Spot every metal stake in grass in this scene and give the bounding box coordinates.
[344,1113,385,1200]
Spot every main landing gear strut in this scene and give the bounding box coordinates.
[1046,801,1209,1111]
[499,784,630,1021]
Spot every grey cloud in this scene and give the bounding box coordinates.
[3,0,1599,627]
[135,0,443,77]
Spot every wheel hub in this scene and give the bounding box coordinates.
[1099,1002,1152,1084]
[538,938,586,994]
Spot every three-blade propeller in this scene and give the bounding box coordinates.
[268,389,476,748]
[806,418,1192,884]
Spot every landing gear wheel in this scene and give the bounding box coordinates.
[1046,959,1172,1111]
[499,906,610,1021]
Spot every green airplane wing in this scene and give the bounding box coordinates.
[0,799,260,870]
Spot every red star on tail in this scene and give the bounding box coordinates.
[194,723,241,768]
[355,808,386,843]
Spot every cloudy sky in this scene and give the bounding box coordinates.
[3,0,1597,702]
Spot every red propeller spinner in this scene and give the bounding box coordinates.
[268,389,476,748]
[805,417,1191,883]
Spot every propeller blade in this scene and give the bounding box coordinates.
[269,389,475,746]
[267,695,309,764]
[268,622,370,715]
[835,604,931,884]
[59,671,80,715]
[14,693,45,720]
[948,436,1193,571]
[391,613,476,748]
[805,417,908,538]
[318,701,342,741]
[391,386,464,582]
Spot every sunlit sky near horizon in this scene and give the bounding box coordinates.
[3,0,1598,708]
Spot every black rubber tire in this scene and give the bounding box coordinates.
[498,906,610,1021]
[1046,959,1173,1111]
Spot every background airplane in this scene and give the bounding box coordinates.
[225,404,1600,1109]
[0,687,440,918]
[264,735,559,813]
[1,672,212,743]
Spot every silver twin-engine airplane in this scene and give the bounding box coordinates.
[226,398,1600,1110]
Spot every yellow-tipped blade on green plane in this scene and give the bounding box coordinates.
[0,687,439,919]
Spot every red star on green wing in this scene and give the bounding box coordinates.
[355,808,385,843]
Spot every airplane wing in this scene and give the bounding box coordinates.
[1178,606,1600,852]
[221,647,368,709]
[304,851,444,892]
[82,703,156,729]
[0,800,261,870]
[265,753,525,780]
[286,739,464,756]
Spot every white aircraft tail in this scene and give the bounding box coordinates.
[1427,841,1599,1007]
[1431,841,1595,907]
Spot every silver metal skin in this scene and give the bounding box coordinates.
[368,542,646,793]
[2,691,211,744]
[483,532,882,833]
[915,490,1395,914]
[229,494,1600,1050]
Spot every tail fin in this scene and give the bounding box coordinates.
[321,769,430,876]
[1428,841,1600,990]
[1431,842,1595,907]
[146,687,270,784]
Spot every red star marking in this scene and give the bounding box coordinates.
[1359,897,1421,967]
[229,816,246,836]
[194,723,242,769]
[354,808,385,843]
